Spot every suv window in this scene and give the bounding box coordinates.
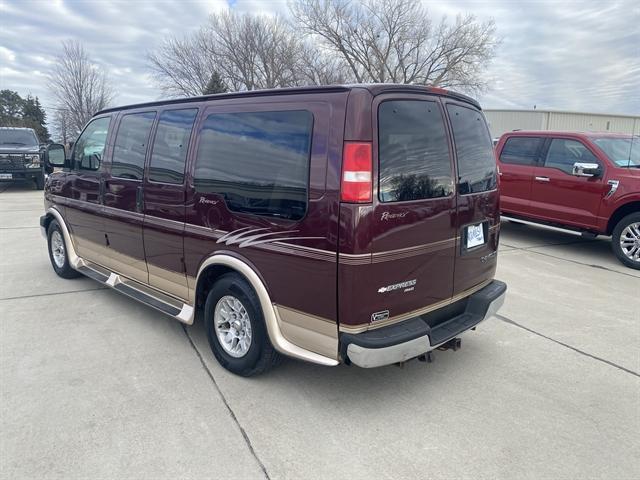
[446,104,497,194]
[111,112,156,180]
[72,117,111,172]
[194,110,313,220]
[500,137,544,166]
[544,138,599,174]
[378,100,453,202]
[148,109,198,184]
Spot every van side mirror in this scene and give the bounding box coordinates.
[572,162,600,178]
[45,143,67,169]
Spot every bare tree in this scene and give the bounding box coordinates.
[148,11,322,94]
[148,30,216,97]
[290,0,498,92]
[48,41,114,133]
[52,108,73,144]
[204,11,304,91]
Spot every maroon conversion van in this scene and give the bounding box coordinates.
[41,84,506,376]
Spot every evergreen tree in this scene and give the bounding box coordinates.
[202,72,228,95]
[0,90,50,143]
[22,96,50,143]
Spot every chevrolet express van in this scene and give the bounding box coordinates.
[41,84,506,376]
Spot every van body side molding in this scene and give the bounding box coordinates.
[195,255,340,366]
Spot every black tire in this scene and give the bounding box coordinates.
[204,273,281,376]
[611,212,640,270]
[35,174,45,190]
[47,220,81,279]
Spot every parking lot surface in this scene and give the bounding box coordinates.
[1,182,639,480]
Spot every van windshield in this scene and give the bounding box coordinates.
[592,137,640,167]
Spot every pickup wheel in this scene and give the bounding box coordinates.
[612,212,640,269]
[204,273,281,376]
[47,220,81,279]
[35,174,45,190]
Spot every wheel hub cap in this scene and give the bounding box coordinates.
[214,295,252,358]
[620,222,640,262]
[51,231,65,268]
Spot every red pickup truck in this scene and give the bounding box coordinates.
[495,131,640,269]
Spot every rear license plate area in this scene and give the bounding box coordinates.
[462,221,488,252]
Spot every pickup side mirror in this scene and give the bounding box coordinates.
[572,162,601,178]
[44,143,67,169]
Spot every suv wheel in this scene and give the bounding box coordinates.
[612,212,640,269]
[47,220,80,279]
[204,273,281,376]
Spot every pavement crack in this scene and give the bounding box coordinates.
[182,325,271,480]
[0,286,107,302]
[0,226,40,230]
[495,313,639,378]
[500,243,639,279]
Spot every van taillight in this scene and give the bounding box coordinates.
[341,142,372,203]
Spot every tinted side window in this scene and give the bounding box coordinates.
[500,137,544,166]
[544,139,599,174]
[378,100,453,202]
[194,110,313,220]
[72,117,111,172]
[148,109,198,184]
[111,112,156,180]
[446,104,497,194]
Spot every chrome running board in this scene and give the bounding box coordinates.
[76,262,195,325]
[500,215,588,237]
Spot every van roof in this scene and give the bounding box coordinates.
[96,84,480,115]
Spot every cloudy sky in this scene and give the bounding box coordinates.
[1,0,639,124]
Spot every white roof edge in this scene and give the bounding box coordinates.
[483,109,640,119]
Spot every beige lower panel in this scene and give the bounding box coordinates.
[74,237,111,267]
[273,305,338,360]
[105,245,149,285]
[339,279,493,334]
[148,263,189,302]
[70,236,147,291]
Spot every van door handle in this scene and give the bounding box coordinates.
[99,178,106,203]
[535,176,550,182]
[136,186,144,213]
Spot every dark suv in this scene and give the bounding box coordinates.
[0,127,46,189]
[41,84,506,376]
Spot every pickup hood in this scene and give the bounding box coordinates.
[0,146,40,154]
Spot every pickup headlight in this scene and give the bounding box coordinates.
[25,154,41,168]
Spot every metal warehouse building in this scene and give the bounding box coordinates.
[484,109,640,138]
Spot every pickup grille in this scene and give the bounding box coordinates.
[0,154,27,170]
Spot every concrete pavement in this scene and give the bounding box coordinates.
[1,182,638,480]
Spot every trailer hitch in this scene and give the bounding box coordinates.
[437,337,462,352]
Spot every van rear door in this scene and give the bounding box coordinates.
[445,102,500,295]
[339,94,458,332]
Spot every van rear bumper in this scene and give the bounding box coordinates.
[340,280,507,368]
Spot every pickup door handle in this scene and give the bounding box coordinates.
[535,176,550,182]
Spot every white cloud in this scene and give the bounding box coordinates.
[0,0,638,122]
[0,46,16,62]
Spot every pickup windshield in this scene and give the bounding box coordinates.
[0,129,39,147]
[593,136,640,167]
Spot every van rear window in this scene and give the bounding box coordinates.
[446,104,497,194]
[194,110,313,220]
[378,100,453,202]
